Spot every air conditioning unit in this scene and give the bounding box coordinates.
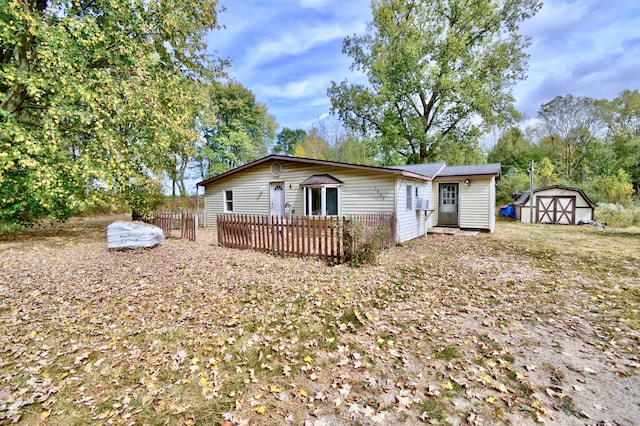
[415,198,429,211]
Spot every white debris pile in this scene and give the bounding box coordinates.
[107,221,164,249]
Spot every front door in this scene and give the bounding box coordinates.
[438,183,459,227]
[269,182,285,219]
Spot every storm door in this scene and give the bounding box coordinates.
[269,182,285,218]
[438,183,459,227]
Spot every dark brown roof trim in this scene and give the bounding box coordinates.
[196,155,432,186]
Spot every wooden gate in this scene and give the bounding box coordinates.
[536,196,576,224]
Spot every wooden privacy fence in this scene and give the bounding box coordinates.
[217,213,396,263]
[133,210,199,241]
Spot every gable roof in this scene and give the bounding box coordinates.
[300,174,344,185]
[196,155,436,186]
[514,185,597,208]
[196,155,502,187]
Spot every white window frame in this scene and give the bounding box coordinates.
[303,185,341,217]
[223,189,234,213]
[406,184,413,210]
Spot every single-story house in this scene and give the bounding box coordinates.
[196,155,501,243]
[514,185,597,224]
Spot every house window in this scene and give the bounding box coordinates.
[406,185,413,210]
[304,186,340,216]
[224,190,233,212]
[326,187,338,216]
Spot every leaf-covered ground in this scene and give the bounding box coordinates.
[1,216,638,425]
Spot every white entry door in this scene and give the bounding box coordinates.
[438,183,459,227]
[269,182,285,218]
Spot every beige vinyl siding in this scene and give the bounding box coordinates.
[459,178,493,230]
[433,178,494,231]
[202,160,397,227]
[396,178,432,243]
[489,177,496,232]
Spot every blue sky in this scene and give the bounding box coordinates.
[206,0,640,133]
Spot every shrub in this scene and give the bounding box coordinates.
[599,169,634,206]
[343,220,389,267]
[595,203,640,227]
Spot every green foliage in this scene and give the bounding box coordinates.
[122,180,165,216]
[598,169,634,206]
[595,203,640,227]
[328,0,541,164]
[488,127,543,173]
[495,168,531,206]
[537,95,609,181]
[272,128,306,155]
[1,0,226,226]
[343,221,389,267]
[197,81,276,178]
[608,90,640,193]
[333,136,379,165]
[293,128,332,160]
[536,157,558,187]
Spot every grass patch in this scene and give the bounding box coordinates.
[418,399,446,421]
[434,346,461,361]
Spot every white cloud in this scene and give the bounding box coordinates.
[256,75,333,100]
[515,0,640,118]
[244,21,365,68]
[300,0,331,8]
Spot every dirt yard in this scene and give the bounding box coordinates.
[0,216,638,425]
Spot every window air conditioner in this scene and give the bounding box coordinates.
[416,198,429,211]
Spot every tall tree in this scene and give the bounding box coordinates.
[293,128,332,160]
[608,90,640,193]
[272,128,306,155]
[328,0,541,164]
[538,95,608,181]
[197,81,276,178]
[1,0,225,224]
[488,127,541,173]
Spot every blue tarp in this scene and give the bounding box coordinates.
[500,205,516,218]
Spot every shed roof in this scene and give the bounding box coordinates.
[514,185,597,208]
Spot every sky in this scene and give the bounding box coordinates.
[205,0,640,134]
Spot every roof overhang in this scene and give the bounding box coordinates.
[196,155,433,186]
[301,174,344,185]
[434,173,500,180]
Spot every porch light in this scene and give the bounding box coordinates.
[464,179,471,187]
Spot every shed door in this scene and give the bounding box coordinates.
[270,182,285,218]
[438,183,459,227]
[536,196,576,224]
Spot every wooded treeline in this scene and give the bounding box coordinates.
[488,91,639,207]
[1,0,276,226]
[1,0,637,228]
